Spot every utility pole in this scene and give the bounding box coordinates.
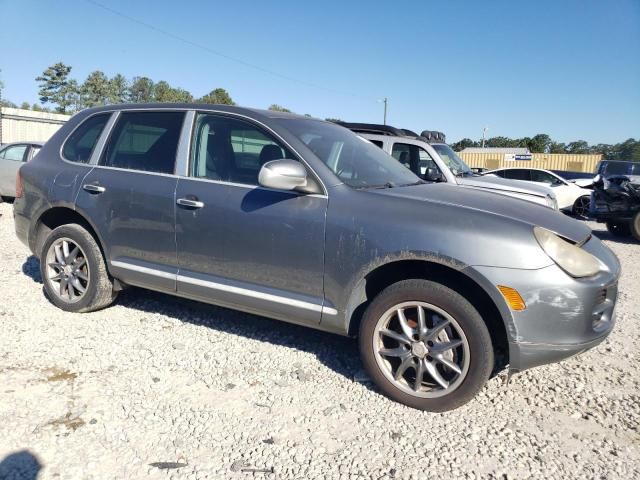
[382,97,388,125]
[482,126,488,148]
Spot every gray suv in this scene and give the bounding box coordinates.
[14,104,620,411]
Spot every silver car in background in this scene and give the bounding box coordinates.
[0,141,43,199]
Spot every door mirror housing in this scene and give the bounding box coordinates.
[425,167,444,182]
[258,159,308,191]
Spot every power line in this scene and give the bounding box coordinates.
[83,0,375,102]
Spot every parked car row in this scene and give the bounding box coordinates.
[12,104,620,411]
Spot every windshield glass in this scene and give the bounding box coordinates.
[431,144,473,176]
[280,119,421,188]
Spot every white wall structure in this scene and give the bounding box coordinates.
[0,107,70,144]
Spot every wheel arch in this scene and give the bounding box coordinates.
[31,206,108,265]
[344,259,511,371]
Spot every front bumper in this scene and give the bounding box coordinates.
[471,235,620,373]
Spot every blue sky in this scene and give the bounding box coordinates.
[1,0,638,144]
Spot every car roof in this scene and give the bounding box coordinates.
[488,167,554,173]
[80,103,309,122]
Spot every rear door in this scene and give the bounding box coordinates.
[75,110,186,292]
[174,112,328,325]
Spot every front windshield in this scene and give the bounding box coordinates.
[280,119,421,188]
[431,144,472,176]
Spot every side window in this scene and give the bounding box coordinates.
[369,140,384,149]
[391,143,428,176]
[29,146,41,161]
[530,170,558,184]
[101,111,184,174]
[1,145,28,162]
[62,114,110,163]
[417,147,439,176]
[504,169,531,181]
[190,113,294,185]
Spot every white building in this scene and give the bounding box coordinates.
[0,107,70,144]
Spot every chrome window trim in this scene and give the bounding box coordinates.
[59,111,116,166]
[186,109,328,196]
[176,175,328,199]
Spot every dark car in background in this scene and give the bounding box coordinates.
[13,104,620,411]
[596,160,640,181]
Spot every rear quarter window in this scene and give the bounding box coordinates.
[62,113,111,163]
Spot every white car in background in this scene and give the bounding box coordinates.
[485,167,592,217]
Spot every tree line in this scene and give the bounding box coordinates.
[450,134,639,161]
[1,62,296,115]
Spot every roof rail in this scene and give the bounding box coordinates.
[336,122,406,137]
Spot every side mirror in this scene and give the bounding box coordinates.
[425,167,444,182]
[258,159,308,191]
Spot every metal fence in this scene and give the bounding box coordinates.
[458,152,602,173]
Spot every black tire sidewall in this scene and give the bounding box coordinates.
[359,279,494,412]
[631,212,640,241]
[40,225,106,312]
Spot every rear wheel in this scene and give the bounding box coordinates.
[572,196,590,218]
[630,212,640,241]
[606,220,631,237]
[359,279,493,412]
[40,224,117,312]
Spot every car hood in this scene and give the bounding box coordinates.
[372,183,591,244]
[459,175,554,197]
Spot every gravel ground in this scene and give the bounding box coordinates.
[0,200,638,480]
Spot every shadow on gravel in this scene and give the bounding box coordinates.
[0,450,42,480]
[22,255,42,283]
[20,255,372,392]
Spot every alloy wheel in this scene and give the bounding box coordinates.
[574,196,590,218]
[45,237,90,303]
[372,301,470,398]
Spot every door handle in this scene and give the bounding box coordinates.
[82,184,106,194]
[176,197,204,209]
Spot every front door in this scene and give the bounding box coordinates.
[175,112,328,325]
[75,110,185,292]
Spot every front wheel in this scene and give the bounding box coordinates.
[572,195,591,219]
[40,224,117,312]
[359,279,493,412]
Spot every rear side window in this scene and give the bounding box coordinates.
[0,144,28,162]
[504,169,531,181]
[62,114,110,163]
[101,111,184,174]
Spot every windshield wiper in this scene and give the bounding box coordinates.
[355,182,396,190]
[399,180,427,187]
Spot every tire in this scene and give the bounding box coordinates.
[359,279,493,412]
[40,224,117,313]
[606,220,631,237]
[572,196,590,219]
[630,212,640,241]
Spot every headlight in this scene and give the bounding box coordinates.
[533,227,601,277]
[546,194,559,211]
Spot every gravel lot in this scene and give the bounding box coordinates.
[0,200,638,480]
